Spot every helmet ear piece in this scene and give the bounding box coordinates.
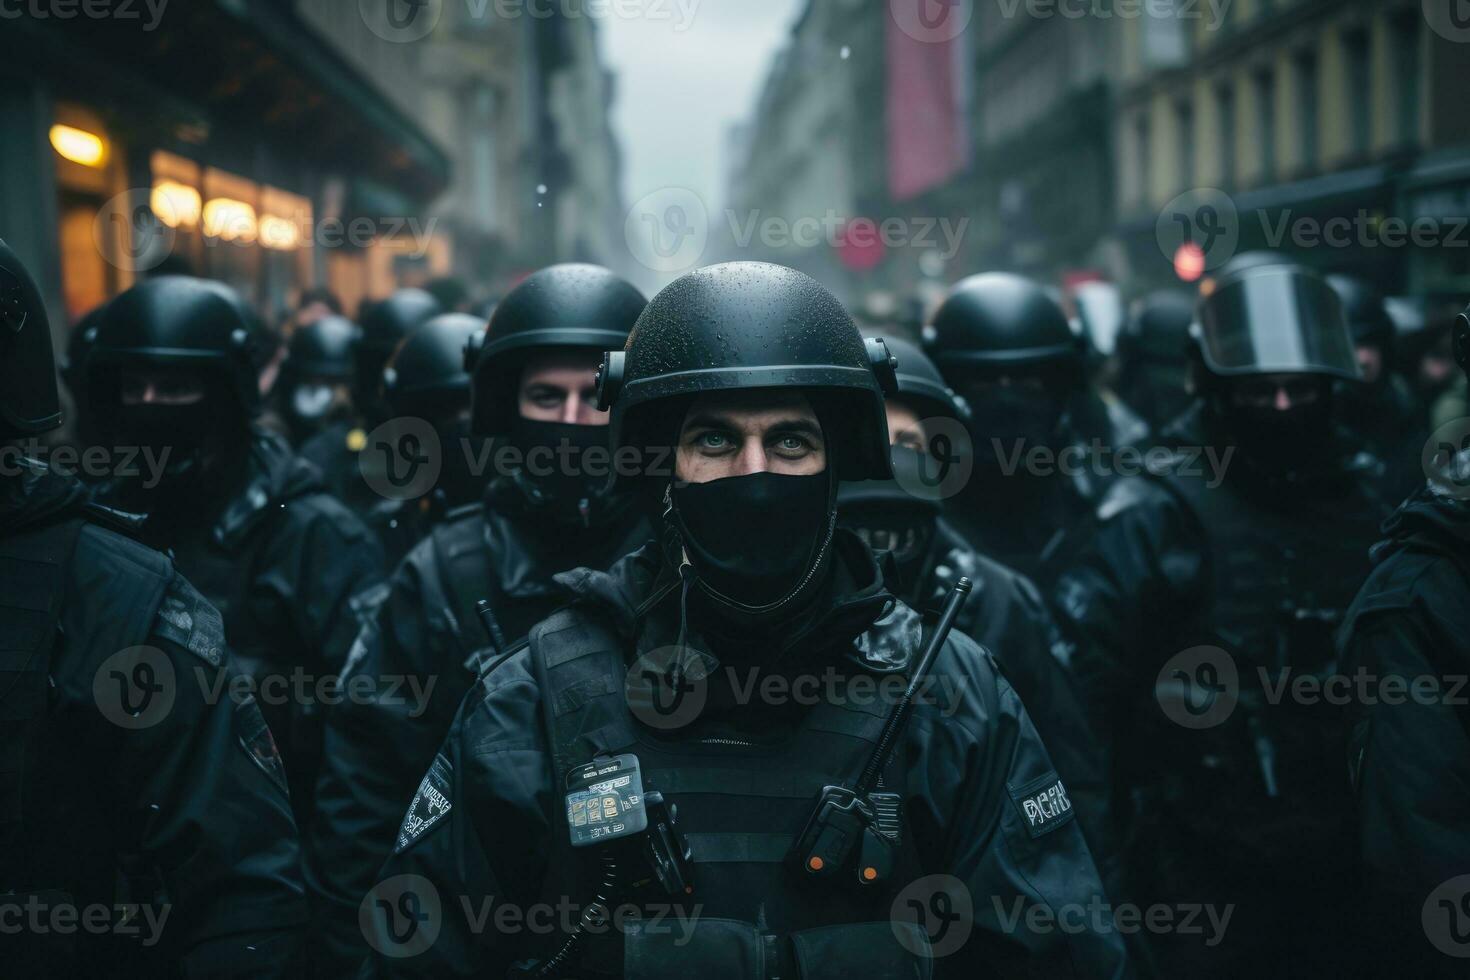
[595,350,625,410]
[865,337,899,396]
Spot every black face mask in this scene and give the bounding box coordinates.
[1214,394,1336,474]
[961,384,1064,474]
[434,417,489,511]
[670,470,834,611]
[504,417,616,525]
[106,402,240,511]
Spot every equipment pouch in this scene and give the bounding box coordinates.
[789,921,932,980]
[624,916,765,980]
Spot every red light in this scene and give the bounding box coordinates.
[1174,243,1206,282]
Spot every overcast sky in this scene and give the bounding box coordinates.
[598,0,806,286]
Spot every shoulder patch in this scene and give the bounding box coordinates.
[396,752,454,853]
[151,575,226,666]
[1007,771,1075,840]
[235,696,289,795]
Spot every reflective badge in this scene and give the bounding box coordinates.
[396,753,454,853]
[236,696,288,795]
[1007,772,1074,840]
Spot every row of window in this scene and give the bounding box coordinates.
[1134,11,1422,201]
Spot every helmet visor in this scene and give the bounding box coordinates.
[1198,268,1359,380]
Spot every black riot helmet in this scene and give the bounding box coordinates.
[1122,290,1194,366]
[1326,274,1395,350]
[879,334,967,422]
[599,262,897,619]
[470,263,645,436]
[0,238,62,438]
[598,261,897,484]
[287,314,359,381]
[1193,257,1359,382]
[925,272,1085,382]
[86,276,263,422]
[356,288,441,417]
[383,312,482,420]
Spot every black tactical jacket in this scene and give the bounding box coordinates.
[363,533,1131,978]
[1050,409,1390,975]
[112,426,386,823]
[1338,474,1470,977]
[0,461,308,977]
[308,492,653,973]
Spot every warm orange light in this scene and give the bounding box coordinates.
[807,856,824,871]
[151,181,202,229]
[259,214,302,250]
[1173,242,1207,283]
[49,124,107,167]
[203,198,258,242]
[862,867,878,881]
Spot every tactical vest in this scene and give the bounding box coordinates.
[0,510,170,889]
[1140,455,1387,869]
[528,603,929,975]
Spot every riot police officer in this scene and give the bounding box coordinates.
[298,287,442,519]
[365,262,1129,978]
[371,311,490,564]
[926,272,1142,588]
[1327,273,1424,504]
[1115,289,1195,434]
[1337,302,1470,977]
[0,240,308,976]
[279,313,360,448]
[837,334,1122,906]
[1051,255,1389,976]
[80,276,387,825]
[307,264,655,973]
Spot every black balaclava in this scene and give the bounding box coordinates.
[501,416,622,527]
[105,392,249,514]
[1207,377,1336,475]
[665,409,839,632]
[957,372,1070,483]
[838,447,940,598]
